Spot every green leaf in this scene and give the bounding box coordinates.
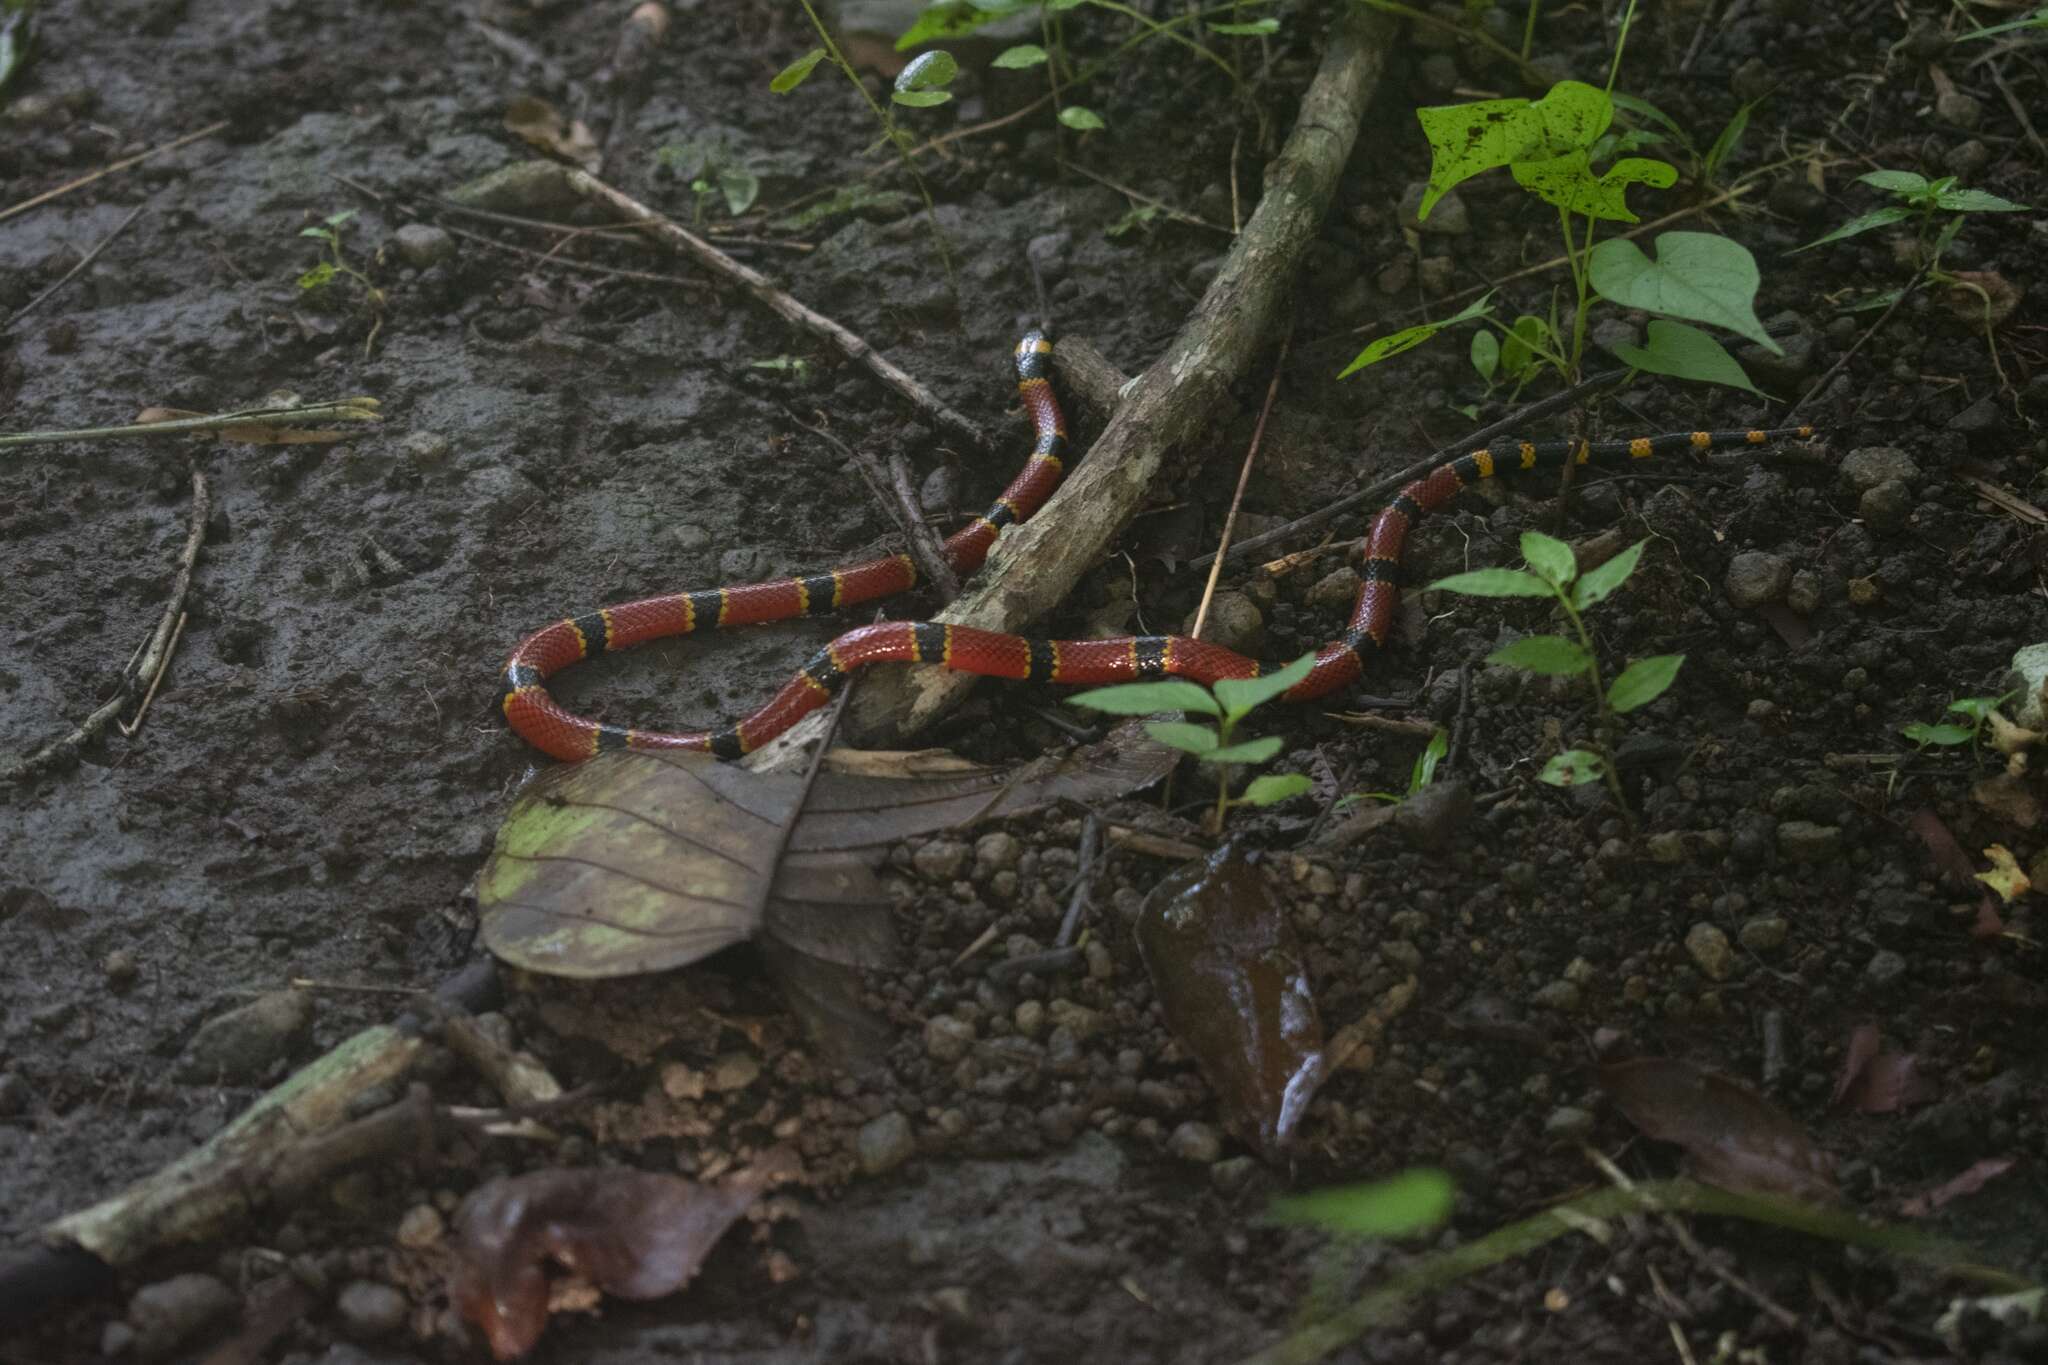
[1338,294,1494,379]
[991,43,1048,68]
[1570,539,1646,610]
[895,0,1028,49]
[1414,80,1613,219]
[1410,727,1449,793]
[1425,568,1554,598]
[1470,328,1499,381]
[1701,99,1757,184]
[1210,18,1279,34]
[1856,169,1929,194]
[1608,319,1761,395]
[892,89,952,107]
[1608,91,1689,148]
[1241,772,1313,806]
[717,166,760,216]
[1788,205,1914,253]
[1902,721,1974,746]
[1510,149,1677,223]
[1540,749,1604,786]
[1956,5,2048,41]
[1935,188,2029,213]
[1520,530,1576,586]
[1105,204,1161,240]
[297,261,338,291]
[1608,653,1685,713]
[1950,691,2018,720]
[1842,286,1907,313]
[1058,105,1106,131]
[1487,635,1592,675]
[771,47,828,93]
[1200,735,1285,765]
[896,48,959,92]
[1270,1168,1455,1239]
[1500,314,1550,376]
[1146,721,1222,754]
[299,225,335,241]
[1067,679,1222,717]
[1589,231,1778,352]
[1213,653,1317,720]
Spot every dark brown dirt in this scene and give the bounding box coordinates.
[4,0,2047,1361]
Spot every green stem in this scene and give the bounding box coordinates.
[1554,585,1629,816]
[1605,0,1641,91]
[1520,0,1539,62]
[1086,0,1241,90]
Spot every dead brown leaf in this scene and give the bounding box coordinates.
[1832,1023,1936,1114]
[504,96,602,172]
[1600,1057,1838,1202]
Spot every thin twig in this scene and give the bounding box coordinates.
[565,168,991,450]
[1054,814,1102,948]
[787,410,960,600]
[888,451,960,601]
[1058,157,1231,235]
[115,611,186,738]
[0,399,380,450]
[1787,279,1916,422]
[2,469,211,783]
[1,202,149,332]
[1190,365,1634,570]
[1191,330,1292,637]
[0,120,227,226]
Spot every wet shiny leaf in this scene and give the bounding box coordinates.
[1134,844,1324,1155]
[450,1166,763,1359]
[1600,1057,1838,1202]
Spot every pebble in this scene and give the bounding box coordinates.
[103,949,138,987]
[1418,255,1456,294]
[1724,551,1792,609]
[709,1051,760,1092]
[1544,1106,1595,1139]
[1013,1000,1046,1038]
[127,1273,237,1359]
[391,223,454,268]
[398,430,452,470]
[2003,642,2048,730]
[1210,1156,1259,1192]
[1936,89,1983,129]
[1531,980,1581,1012]
[1398,180,1469,235]
[1776,820,1842,863]
[1739,916,1789,952]
[856,1112,916,1175]
[973,831,1023,879]
[1684,923,1734,981]
[1838,445,1919,493]
[1166,1121,1224,1163]
[670,522,712,553]
[1395,779,1472,851]
[1866,949,1908,988]
[1047,999,1105,1040]
[1025,231,1070,282]
[912,839,970,882]
[1644,831,1687,863]
[180,989,313,1084]
[1308,568,1357,613]
[1859,480,1913,533]
[335,1280,408,1340]
[395,1203,445,1249]
[1786,569,1823,615]
[1186,591,1264,656]
[1083,940,1114,981]
[924,1015,975,1061]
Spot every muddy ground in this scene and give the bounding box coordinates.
[4,0,2048,1360]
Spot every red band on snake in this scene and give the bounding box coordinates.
[500,334,1815,762]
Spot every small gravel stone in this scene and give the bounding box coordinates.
[1936,89,1983,129]
[103,949,138,986]
[1776,820,1842,863]
[709,1051,761,1092]
[1398,180,1469,235]
[670,522,711,552]
[1839,445,1919,493]
[1083,939,1114,981]
[1308,567,1358,613]
[1786,569,1823,615]
[1186,591,1264,656]
[1725,551,1792,609]
[1685,923,1734,981]
[398,430,452,470]
[1395,779,1472,851]
[1047,999,1105,1040]
[1545,1106,1595,1139]
[335,1280,408,1340]
[1644,831,1687,863]
[1739,916,1789,952]
[924,1015,975,1062]
[1013,1000,1046,1038]
[1166,1121,1224,1163]
[974,831,1023,879]
[1859,480,1913,534]
[912,839,971,882]
[391,222,454,268]
[1866,949,1908,988]
[180,989,313,1083]
[395,1203,445,1249]
[128,1273,237,1359]
[1211,1156,1259,1192]
[1531,980,1581,1012]
[857,1112,916,1175]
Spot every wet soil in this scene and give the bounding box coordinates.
[4,0,2048,1361]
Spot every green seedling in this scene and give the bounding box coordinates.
[296,210,385,357]
[1067,653,1315,833]
[1339,727,1447,809]
[1956,5,2048,42]
[1428,531,1680,814]
[1901,690,2019,759]
[1606,92,1759,195]
[653,138,760,220]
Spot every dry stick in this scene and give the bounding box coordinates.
[1054,813,1102,947]
[889,452,960,601]
[1,201,148,332]
[1191,331,1291,638]
[0,120,227,226]
[1,470,210,783]
[116,611,186,738]
[1191,365,1632,571]
[563,168,991,451]
[812,5,1398,753]
[788,410,960,601]
[0,399,380,449]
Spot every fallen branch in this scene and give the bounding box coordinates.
[0,398,381,450]
[822,4,1399,748]
[563,167,991,451]
[1,468,210,783]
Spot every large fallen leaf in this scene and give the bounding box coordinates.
[1135,843,1324,1155]
[1600,1057,1837,1202]
[450,1166,763,1360]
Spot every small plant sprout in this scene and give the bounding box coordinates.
[1427,532,1681,813]
[297,210,385,357]
[1339,727,1447,809]
[1067,653,1315,834]
[1901,691,2020,759]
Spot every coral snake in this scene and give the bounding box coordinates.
[501,333,1815,762]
